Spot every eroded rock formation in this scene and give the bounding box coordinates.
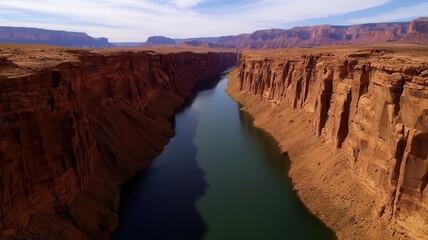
[228,46,427,239]
[146,36,176,45]
[215,18,428,49]
[0,27,112,48]
[400,18,428,44]
[0,48,236,239]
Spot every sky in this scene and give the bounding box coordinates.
[0,0,427,42]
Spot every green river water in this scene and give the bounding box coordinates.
[113,69,335,240]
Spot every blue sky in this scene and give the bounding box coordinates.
[0,0,427,42]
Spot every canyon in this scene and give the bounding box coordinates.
[0,19,427,240]
[0,46,236,239]
[136,18,421,49]
[226,46,428,239]
[115,17,428,49]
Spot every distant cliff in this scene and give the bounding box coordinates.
[227,46,428,239]
[0,48,236,239]
[400,17,428,44]
[146,36,176,45]
[215,18,428,49]
[0,27,112,48]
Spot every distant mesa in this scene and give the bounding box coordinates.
[139,18,428,50]
[146,36,176,45]
[408,17,428,32]
[0,26,112,48]
[2,17,427,49]
[211,18,428,49]
[400,17,428,44]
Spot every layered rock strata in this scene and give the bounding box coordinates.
[0,48,236,239]
[227,46,427,239]
[215,18,428,49]
[0,27,112,48]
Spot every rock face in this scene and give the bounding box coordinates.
[228,47,427,239]
[145,36,176,45]
[0,48,236,239]
[400,18,428,44]
[0,27,112,48]
[215,18,428,49]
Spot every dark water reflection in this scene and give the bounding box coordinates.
[112,71,227,240]
[113,69,336,240]
[238,109,290,175]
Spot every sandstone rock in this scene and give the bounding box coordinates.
[408,17,428,33]
[230,46,428,239]
[400,18,428,44]
[0,48,236,239]
[211,18,427,49]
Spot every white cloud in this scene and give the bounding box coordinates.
[348,2,428,24]
[0,0,395,41]
[169,0,203,8]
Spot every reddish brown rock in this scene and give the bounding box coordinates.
[400,18,428,44]
[214,18,427,49]
[0,47,236,239]
[227,46,428,239]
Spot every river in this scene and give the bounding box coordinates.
[112,68,335,240]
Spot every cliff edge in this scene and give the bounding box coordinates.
[0,47,236,239]
[227,46,428,239]
[215,18,428,49]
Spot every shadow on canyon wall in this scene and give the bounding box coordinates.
[112,71,229,240]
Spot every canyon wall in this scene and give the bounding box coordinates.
[228,47,427,239]
[213,18,428,49]
[0,49,236,239]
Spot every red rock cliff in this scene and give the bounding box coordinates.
[0,49,236,239]
[400,18,428,44]
[215,18,428,49]
[228,46,427,239]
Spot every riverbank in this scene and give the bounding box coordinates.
[226,69,397,240]
[114,70,335,240]
[225,46,428,240]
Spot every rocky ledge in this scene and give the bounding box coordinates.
[0,46,236,239]
[227,46,427,240]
